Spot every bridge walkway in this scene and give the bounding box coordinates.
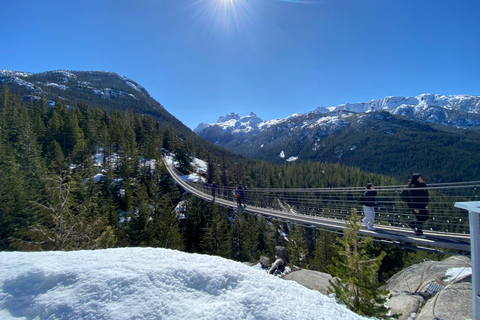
[164,156,476,252]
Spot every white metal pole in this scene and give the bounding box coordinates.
[455,201,480,320]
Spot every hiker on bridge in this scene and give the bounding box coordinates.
[358,183,378,230]
[406,173,429,238]
[211,182,217,201]
[235,184,245,207]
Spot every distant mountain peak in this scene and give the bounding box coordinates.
[194,93,480,181]
[313,94,480,116]
[217,112,241,123]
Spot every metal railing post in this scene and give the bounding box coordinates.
[455,201,480,320]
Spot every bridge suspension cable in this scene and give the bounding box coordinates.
[164,156,477,251]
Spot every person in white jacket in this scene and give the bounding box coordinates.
[358,183,378,231]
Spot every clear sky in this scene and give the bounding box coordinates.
[2,0,480,129]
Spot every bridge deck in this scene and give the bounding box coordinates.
[164,157,472,252]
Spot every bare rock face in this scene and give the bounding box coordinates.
[416,277,472,320]
[382,255,472,320]
[283,269,333,295]
[383,255,471,293]
[386,292,425,320]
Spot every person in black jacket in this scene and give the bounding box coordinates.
[235,184,244,207]
[407,173,429,238]
[211,182,217,201]
[359,183,378,230]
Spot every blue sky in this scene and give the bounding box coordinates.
[2,0,480,129]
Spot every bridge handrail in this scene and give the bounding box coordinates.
[164,155,478,237]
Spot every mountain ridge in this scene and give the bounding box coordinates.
[0,69,166,117]
[195,93,480,135]
[194,94,480,182]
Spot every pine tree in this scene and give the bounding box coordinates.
[311,230,338,273]
[12,174,98,251]
[231,212,259,262]
[153,195,184,250]
[200,205,232,258]
[287,225,309,267]
[0,144,31,250]
[328,208,389,318]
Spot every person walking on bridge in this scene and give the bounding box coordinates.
[406,173,429,238]
[211,182,217,201]
[358,183,378,231]
[235,184,244,207]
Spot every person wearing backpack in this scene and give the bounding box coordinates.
[235,184,244,207]
[358,183,378,230]
[406,173,429,238]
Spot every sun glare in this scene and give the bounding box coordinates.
[190,0,253,36]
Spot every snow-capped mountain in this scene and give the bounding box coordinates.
[195,94,480,137]
[194,94,480,182]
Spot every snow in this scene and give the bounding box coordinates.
[192,158,208,174]
[125,81,141,93]
[45,83,68,90]
[0,248,367,320]
[165,155,206,183]
[195,94,480,137]
[444,267,472,282]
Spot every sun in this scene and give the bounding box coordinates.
[187,0,257,39]
[210,0,253,34]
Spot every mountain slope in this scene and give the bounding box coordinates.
[0,69,243,161]
[194,95,480,182]
[0,69,192,131]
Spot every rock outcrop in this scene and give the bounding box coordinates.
[382,255,472,320]
[283,269,334,296]
[278,255,472,320]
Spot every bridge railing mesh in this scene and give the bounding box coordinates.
[167,161,479,235]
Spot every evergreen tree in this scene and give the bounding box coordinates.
[153,195,184,250]
[328,208,389,318]
[200,205,232,258]
[311,230,338,273]
[12,174,99,251]
[231,212,259,262]
[287,225,309,267]
[0,144,31,250]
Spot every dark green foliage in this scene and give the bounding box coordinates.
[287,225,309,267]
[201,205,232,258]
[311,230,339,273]
[231,211,260,262]
[328,208,390,318]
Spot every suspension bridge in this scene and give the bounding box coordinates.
[163,155,478,252]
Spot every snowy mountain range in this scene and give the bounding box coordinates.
[195,94,480,137]
[194,94,480,182]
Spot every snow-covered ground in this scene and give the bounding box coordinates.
[165,154,206,183]
[0,248,367,320]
